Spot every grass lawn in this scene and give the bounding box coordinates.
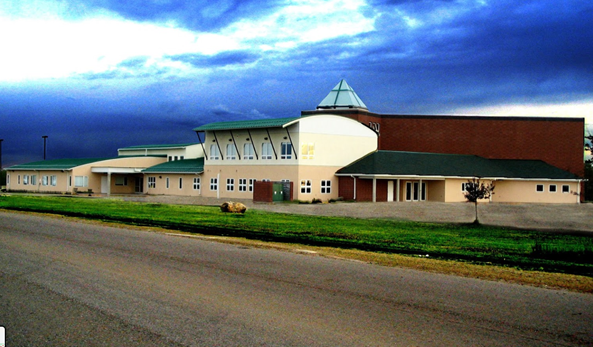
[1,195,592,280]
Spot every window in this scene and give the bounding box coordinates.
[6,174,9,184]
[50,175,57,186]
[321,180,331,194]
[180,156,184,160]
[301,143,315,159]
[68,176,72,187]
[17,175,21,185]
[42,175,49,186]
[406,181,426,201]
[262,143,273,160]
[281,142,292,159]
[562,185,570,193]
[549,184,557,193]
[300,180,312,194]
[243,143,254,160]
[226,144,237,160]
[168,156,173,162]
[166,177,170,189]
[179,177,183,189]
[174,156,178,161]
[536,184,544,192]
[23,175,29,185]
[249,178,255,192]
[210,144,220,160]
[148,176,156,189]
[115,176,128,186]
[239,178,247,192]
[227,178,235,191]
[210,177,218,191]
[74,176,88,187]
[30,175,37,185]
[193,177,201,190]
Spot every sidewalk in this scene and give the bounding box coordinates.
[117,195,593,233]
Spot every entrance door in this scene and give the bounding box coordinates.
[101,176,109,194]
[406,181,426,201]
[135,177,143,193]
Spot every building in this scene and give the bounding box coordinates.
[5,80,585,203]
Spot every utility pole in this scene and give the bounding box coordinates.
[42,135,48,160]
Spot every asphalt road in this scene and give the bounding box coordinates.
[0,211,592,346]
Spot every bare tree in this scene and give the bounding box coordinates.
[464,177,495,224]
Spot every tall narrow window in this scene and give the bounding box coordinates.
[179,177,183,189]
[166,177,170,189]
[226,144,237,160]
[148,176,156,188]
[210,144,220,160]
[50,175,57,186]
[23,175,29,185]
[281,142,292,159]
[42,176,49,186]
[243,143,254,160]
[262,143,273,160]
[31,175,37,185]
[249,178,255,192]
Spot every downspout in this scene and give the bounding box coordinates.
[217,173,220,199]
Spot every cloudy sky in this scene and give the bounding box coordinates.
[1,0,592,166]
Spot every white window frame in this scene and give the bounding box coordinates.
[249,178,256,192]
[210,144,220,160]
[300,179,312,194]
[210,177,218,191]
[30,175,37,186]
[226,144,237,160]
[562,184,570,193]
[281,142,292,159]
[239,178,247,192]
[74,176,89,188]
[262,143,273,160]
[227,178,235,191]
[193,177,201,191]
[536,184,544,193]
[51,175,57,186]
[179,177,183,190]
[17,175,21,185]
[148,176,156,189]
[23,175,29,185]
[549,184,557,193]
[321,180,331,194]
[243,143,254,160]
[6,174,9,184]
[166,177,170,189]
[42,175,49,186]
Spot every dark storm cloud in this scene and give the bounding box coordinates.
[168,51,260,67]
[79,0,283,30]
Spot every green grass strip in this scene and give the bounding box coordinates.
[1,195,592,276]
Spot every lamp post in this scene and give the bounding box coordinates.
[42,135,48,160]
[0,139,3,170]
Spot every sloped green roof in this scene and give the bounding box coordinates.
[337,151,581,180]
[7,158,112,170]
[142,158,204,174]
[119,143,200,150]
[317,79,368,110]
[193,117,300,132]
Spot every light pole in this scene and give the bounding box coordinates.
[42,135,48,160]
[0,139,3,170]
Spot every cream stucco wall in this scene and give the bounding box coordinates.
[118,144,203,160]
[493,180,580,203]
[144,174,203,196]
[7,170,70,193]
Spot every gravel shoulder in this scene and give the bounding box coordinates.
[118,195,593,233]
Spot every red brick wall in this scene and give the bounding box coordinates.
[303,109,584,177]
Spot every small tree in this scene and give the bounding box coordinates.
[463,177,495,224]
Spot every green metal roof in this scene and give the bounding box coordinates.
[193,117,300,132]
[317,79,368,110]
[337,151,581,180]
[119,143,200,150]
[7,158,112,170]
[142,158,204,174]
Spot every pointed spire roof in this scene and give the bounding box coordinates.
[317,79,368,110]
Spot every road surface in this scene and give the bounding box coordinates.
[0,211,591,346]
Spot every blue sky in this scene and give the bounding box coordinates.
[1,0,592,166]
